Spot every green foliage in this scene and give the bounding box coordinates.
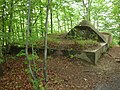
[48,37,60,44]
[25,66,45,90]
[75,40,98,47]
[31,78,45,90]
[38,33,63,45]
[32,54,39,60]
[16,50,39,60]
[28,55,33,61]
[24,67,45,90]
[25,68,29,74]
[0,0,119,47]
[111,38,119,46]
[16,50,26,57]
[70,54,74,59]
[32,79,40,90]
[28,54,39,61]
[0,58,4,64]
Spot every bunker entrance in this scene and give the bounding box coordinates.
[66,20,106,43]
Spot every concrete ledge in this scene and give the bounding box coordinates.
[47,43,108,65]
[74,43,108,64]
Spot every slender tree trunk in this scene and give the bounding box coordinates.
[50,0,53,33]
[20,12,24,40]
[64,19,67,32]
[32,44,36,65]
[56,11,60,32]
[87,0,92,21]
[50,10,53,33]
[70,17,73,28]
[26,0,36,80]
[43,0,50,82]
[2,0,6,60]
[2,0,6,45]
[67,20,69,31]
[63,8,67,32]
[36,23,39,38]
[96,16,99,29]
[32,44,38,79]
[22,11,25,40]
[7,0,14,47]
[40,0,44,36]
[82,0,92,21]
[9,0,13,33]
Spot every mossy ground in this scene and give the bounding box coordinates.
[36,33,100,50]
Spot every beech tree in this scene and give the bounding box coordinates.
[43,0,50,82]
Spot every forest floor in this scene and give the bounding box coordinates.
[0,46,120,90]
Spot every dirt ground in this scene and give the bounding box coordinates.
[0,46,120,90]
[47,46,120,90]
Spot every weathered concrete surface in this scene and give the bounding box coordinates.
[66,20,107,43]
[101,32,112,45]
[49,43,108,64]
[75,43,108,64]
[79,20,106,43]
[65,20,112,64]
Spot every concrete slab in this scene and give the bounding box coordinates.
[72,43,108,64]
[46,43,108,64]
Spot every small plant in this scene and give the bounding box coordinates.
[70,54,74,59]
[16,50,26,57]
[25,68,29,74]
[0,58,4,64]
[31,77,45,90]
[25,67,45,90]
[75,40,98,47]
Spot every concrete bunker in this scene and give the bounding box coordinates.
[65,20,112,64]
[37,20,112,64]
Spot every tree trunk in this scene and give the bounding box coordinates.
[40,0,44,36]
[50,0,53,33]
[70,17,73,29]
[2,0,6,61]
[43,0,50,82]
[20,12,25,40]
[26,0,36,80]
[2,0,5,46]
[63,8,67,32]
[57,11,61,32]
[8,0,13,33]
[82,0,92,21]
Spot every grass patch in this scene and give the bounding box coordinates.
[75,40,98,47]
[37,33,100,50]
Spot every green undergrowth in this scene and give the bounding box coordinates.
[6,33,100,50]
[74,40,98,47]
[110,39,120,47]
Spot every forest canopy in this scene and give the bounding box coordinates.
[0,0,119,46]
